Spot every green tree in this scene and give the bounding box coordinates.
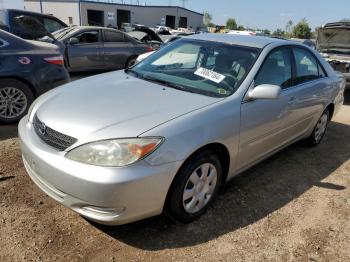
[263,29,271,35]
[340,18,350,22]
[237,25,245,31]
[226,18,238,30]
[203,11,213,26]
[292,18,312,39]
[272,28,286,37]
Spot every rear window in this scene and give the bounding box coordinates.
[9,12,49,39]
[43,17,65,33]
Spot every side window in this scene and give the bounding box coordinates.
[255,48,292,89]
[43,18,65,33]
[104,30,124,42]
[75,31,100,44]
[293,48,319,85]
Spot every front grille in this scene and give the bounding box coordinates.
[33,115,77,151]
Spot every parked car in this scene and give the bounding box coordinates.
[317,22,350,89]
[135,35,184,63]
[19,34,344,225]
[128,25,163,50]
[52,26,152,72]
[0,9,67,40]
[0,30,69,123]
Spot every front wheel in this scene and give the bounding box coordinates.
[0,79,34,124]
[305,109,330,146]
[166,151,222,223]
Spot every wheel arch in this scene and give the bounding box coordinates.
[164,142,231,211]
[0,76,37,97]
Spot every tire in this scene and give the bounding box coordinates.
[125,56,137,68]
[166,151,223,223]
[305,109,330,146]
[0,79,34,124]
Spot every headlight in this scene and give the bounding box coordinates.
[65,137,164,167]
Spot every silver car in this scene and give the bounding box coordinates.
[19,34,345,225]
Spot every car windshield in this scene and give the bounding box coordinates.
[128,39,259,97]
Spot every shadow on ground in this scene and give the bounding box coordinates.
[96,120,350,250]
[0,124,18,140]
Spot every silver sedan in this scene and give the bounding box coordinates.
[19,34,345,225]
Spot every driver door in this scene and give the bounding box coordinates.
[66,30,104,71]
[237,47,296,169]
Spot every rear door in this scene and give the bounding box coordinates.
[284,46,330,139]
[102,29,134,69]
[66,29,104,71]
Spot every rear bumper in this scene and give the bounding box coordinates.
[18,117,181,225]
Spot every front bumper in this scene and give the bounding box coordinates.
[18,117,181,225]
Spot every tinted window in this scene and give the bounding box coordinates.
[75,31,100,43]
[10,13,49,39]
[104,30,124,42]
[293,48,319,84]
[255,48,292,89]
[43,17,65,33]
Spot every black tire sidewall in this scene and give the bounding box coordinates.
[0,79,34,124]
[167,151,223,223]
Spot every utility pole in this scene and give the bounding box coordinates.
[39,0,43,13]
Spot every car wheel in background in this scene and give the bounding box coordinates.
[125,56,137,68]
[305,108,330,146]
[0,79,34,124]
[166,151,222,223]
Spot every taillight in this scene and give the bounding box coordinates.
[146,46,154,52]
[44,55,64,66]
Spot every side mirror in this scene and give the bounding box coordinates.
[68,37,79,45]
[248,84,281,100]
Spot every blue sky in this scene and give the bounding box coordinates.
[137,0,350,30]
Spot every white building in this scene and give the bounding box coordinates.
[24,0,204,30]
[0,0,24,9]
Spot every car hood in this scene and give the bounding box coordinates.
[35,71,221,143]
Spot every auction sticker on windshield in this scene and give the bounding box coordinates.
[194,67,226,83]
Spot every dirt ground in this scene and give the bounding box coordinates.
[0,92,349,262]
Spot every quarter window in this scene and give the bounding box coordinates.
[293,48,320,85]
[104,30,124,42]
[255,48,292,89]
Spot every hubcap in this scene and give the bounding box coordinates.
[183,163,217,214]
[314,113,328,142]
[0,87,27,119]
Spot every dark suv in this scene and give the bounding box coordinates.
[0,9,67,40]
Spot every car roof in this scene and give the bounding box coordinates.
[186,33,288,49]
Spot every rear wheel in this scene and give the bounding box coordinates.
[305,109,330,146]
[166,151,222,223]
[0,79,34,124]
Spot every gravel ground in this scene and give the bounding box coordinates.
[0,91,349,262]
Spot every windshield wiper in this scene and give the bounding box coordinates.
[142,74,192,92]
